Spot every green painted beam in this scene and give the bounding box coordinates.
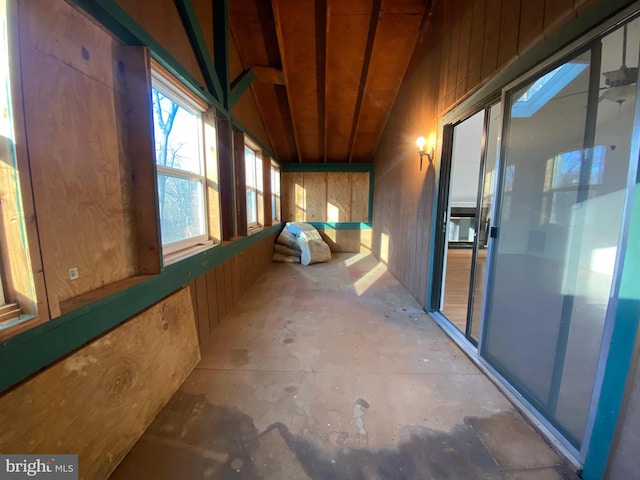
[174,0,224,102]
[213,0,230,108]
[281,163,373,173]
[307,222,372,230]
[229,69,256,108]
[0,225,281,393]
[70,0,219,109]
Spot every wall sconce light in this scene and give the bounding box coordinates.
[416,136,433,171]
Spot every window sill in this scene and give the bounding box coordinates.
[164,240,217,266]
[0,313,43,341]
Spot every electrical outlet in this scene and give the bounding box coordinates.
[69,267,79,280]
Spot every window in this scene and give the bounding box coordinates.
[245,144,263,228]
[271,164,281,221]
[152,68,211,255]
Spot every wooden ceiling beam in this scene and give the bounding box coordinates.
[251,65,286,85]
[347,0,383,163]
[323,1,331,163]
[271,0,303,163]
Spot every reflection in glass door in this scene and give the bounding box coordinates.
[482,17,640,448]
[435,104,502,344]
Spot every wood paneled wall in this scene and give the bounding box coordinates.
[372,0,603,306]
[281,171,370,222]
[0,288,200,480]
[188,233,276,344]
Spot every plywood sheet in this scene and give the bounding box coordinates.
[303,172,327,222]
[0,288,200,480]
[281,172,304,221]
[350,172,370,222]
[327,172,351,222]
[21,46,136,303]
[20,0,123,93]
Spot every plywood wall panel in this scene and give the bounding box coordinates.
[0,288,200,480]
[303,172,327,222]
[21,46,136,303]
[351,172,370,222]
[116,0,206,87]
[327,172,352,222]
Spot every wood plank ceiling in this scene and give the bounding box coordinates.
[229,0,429,163]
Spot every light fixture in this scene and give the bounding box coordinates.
[416,136,433,171]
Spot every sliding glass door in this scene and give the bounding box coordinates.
[434,104,502,345]
[482,16,640,448]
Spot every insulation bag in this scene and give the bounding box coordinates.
[286,222,331,265]
[272,252,300,263]
[274,243,301,258]
[276,228,301,251]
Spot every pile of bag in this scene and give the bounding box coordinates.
[273,222,331,265]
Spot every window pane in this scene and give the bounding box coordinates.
[247,189,257,224]
[152,89,202,175]
[245,148,256,188]
[157,174,206,245]
[256,157,263,192]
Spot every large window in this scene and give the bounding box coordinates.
[245,144,262,228]
[152,70,211,254]
[271,163,280,222]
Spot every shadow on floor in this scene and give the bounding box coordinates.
[111,391,579,480]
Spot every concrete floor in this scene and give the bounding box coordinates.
[111,253,579,480]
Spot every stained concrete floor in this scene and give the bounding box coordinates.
[111,253,580,480]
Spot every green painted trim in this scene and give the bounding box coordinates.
[308,222,372,230]
[281,163,373,173]
[174,0,224,101]
[231,119,277,161]
[583,182,640,479]
[229,69,256,108]
[0,225,281,393]
[70,0,219,109]
[445,0,635,122]
[368,167,375,224]
[213,0,230,108]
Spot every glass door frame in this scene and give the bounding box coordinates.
[430,102,499,347]
[477,5,640,465]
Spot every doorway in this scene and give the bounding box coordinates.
[432,103,502,345]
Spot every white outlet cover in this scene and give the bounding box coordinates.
[69,267,79,280]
